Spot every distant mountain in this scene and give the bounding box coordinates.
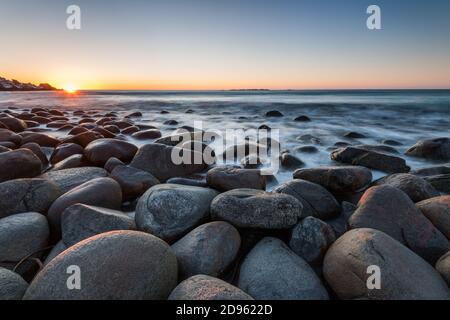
[0,76,58,91]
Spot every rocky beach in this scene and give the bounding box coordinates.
[0,90,449,300]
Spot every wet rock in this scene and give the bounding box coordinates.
[412,165,450,176]
[164,120,178,126]
[222,142,268,161]
[0,179,61,218]
[47,177,122,238]
[172,221,241,279]
[344,131,366,139]
[297,134,321,144]
[103,124,121,134]
[0,129,22,146]
[326,201,356,238]
[110,165,160,200]
[417,196,450,239]
[382,139,403,146]
[0,212,49,264]
[0,267,28,300]
[295,145,318,153]
[104,157,124,172]
[349,185,450,263]
[68,126,88,135]
[92,127,116,139]
[0,145,11,153]
[265,110,283,117]
[294,115,311,122]
[21,132,59,147]
[166,176,208,187]
[84,138,138,166]
[21,142,48,166]
[136,184,218,242]
[211,189,302,229]
[61,204,135,247]
[0,116,27,132]
[323,228,450,300]
[289,216,336,266]
[132,129,162,140]
[50,154,88,171]
[238,237,329,300]
[274,179,340,220]
[130,143,207,181]
[436,252,450,286]
[355,144,399,154]
[0,149,42,182]
[126,111,142,118]
[62,131,104,147]
[293,166,372,193]
[331,146,410,173]
[206,167,265,191]
[424,174,450,193]
[155,131,202,147]
[40,167,108,194]
[406,137,450,160]
[280,152,304,170]
[373,173,439,202]
[23,231,178,300]
[169,275,253,300]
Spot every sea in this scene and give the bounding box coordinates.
[1,89,449,186]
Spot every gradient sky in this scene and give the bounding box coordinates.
[1,0,450,90]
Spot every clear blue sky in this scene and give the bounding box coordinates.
[1,0,449,89]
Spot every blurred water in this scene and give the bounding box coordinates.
[1,90,449,186]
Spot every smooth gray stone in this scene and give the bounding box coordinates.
[23,231,178,300]
[238,237,329,300]
[324,228,450,300]
[136,184,218,242]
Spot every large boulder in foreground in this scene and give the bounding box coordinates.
[417,196,450,240]
[0,267,28,300]
[293,166,372,193]
[324,228,450,300]
[206,167,266,191]
[349,186,450,263]
[0,179,60,218]
[47,177,122,238]
[406,137,450,160]
[40,167,108,194]
[211,189,302,229]
[130,143,207,181]
[436,252,450,286]
[0,149,42,182]
[373,173,439,202]
[238,237,329,300]
[169,275,253,300]
[84,138,138,166]
[172,221,241,280]
[331,146,410,173]
[274,179,340,220]
[23,231,178,300]
[61,204,135,247]
[136,184,218,242]
[0,212,49,264]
